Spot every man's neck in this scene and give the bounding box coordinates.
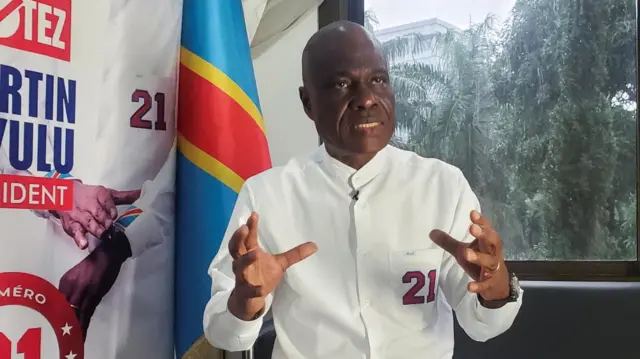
[325,147,378,170]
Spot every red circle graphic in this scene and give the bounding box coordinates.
[0,272,84,359]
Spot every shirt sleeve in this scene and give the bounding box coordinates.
[438,168,523,342]
[115,148,175,258]
[203,179,273,352]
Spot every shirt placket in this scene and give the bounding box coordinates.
[350,172,380,359]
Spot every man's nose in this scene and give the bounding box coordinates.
[350,85,378,111]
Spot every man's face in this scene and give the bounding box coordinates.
[300,32,395,157]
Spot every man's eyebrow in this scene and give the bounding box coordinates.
[327,70,353,77]
[328,67,388,77]
[371,67,389,74]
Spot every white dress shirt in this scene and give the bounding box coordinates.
[203,144,523,359]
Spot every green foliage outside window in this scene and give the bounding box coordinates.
[366,0,637,260]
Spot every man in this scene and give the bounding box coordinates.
[203,21,523,359]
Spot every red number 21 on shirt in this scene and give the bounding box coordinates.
[402,270,437,305]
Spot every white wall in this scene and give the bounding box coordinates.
[253,9,319,167]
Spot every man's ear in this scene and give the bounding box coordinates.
[299,86,312,119]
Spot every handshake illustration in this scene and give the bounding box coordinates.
[52,181,142,339]
[50,181,141,250]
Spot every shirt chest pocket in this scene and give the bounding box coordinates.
[386,248,443,330]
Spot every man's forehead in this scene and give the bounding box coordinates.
[320,26,378,51]
[302,21,386,82]
[323,53,386,72]
[313,40,385,68]
[306,52,387,84]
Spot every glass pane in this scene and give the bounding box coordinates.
[364,0,638,260]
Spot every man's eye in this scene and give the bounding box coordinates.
[372,77,384,84]
[335,81,348,88]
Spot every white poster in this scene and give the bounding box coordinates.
[0,0,181,358]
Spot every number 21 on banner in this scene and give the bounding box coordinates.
[0,328,41,359]
[130,89,167,131]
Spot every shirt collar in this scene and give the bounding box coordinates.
[314,144,390,190]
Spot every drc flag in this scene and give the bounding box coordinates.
[175,0,272,357]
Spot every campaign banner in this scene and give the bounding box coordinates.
[0,1,182,358]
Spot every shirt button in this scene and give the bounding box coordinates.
[363,300,371,306]
[360,251,368,256]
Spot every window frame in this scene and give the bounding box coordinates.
[318,0,640,281]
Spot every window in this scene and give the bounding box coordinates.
[348,0,639,279]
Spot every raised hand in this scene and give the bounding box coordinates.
[429,210,510,302]
[228,212,317,321]
[54,183,141,249]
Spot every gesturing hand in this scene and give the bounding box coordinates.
[429,210,510,302]
[228,212,317,321]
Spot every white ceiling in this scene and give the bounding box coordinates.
[244,0,324,58]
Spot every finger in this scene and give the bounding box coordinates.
[246,212,259,250]
[470,211,501,249]
[429,229,465,259]
[111,189,142,206]
[72,306,84,326]
[70,222,89,249]
[470,210,491,226]
[61,283,85,310]
[447,237,482,280]
[464,248,498,271]
[468,279,493,294]
[79,299,98,338]
[90,205,112,229]
[97,190,118,220]
[236,284,268,299]
[467,238,480,251]
[60,216,87,249]
[484,227,502,254]
[70,210,103,231]
[469,223,502,255]
[228,225,249,259]
[275,242,317,270]
[232,250,260,277]
[69,301,90,339]
[84,216,106,238]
